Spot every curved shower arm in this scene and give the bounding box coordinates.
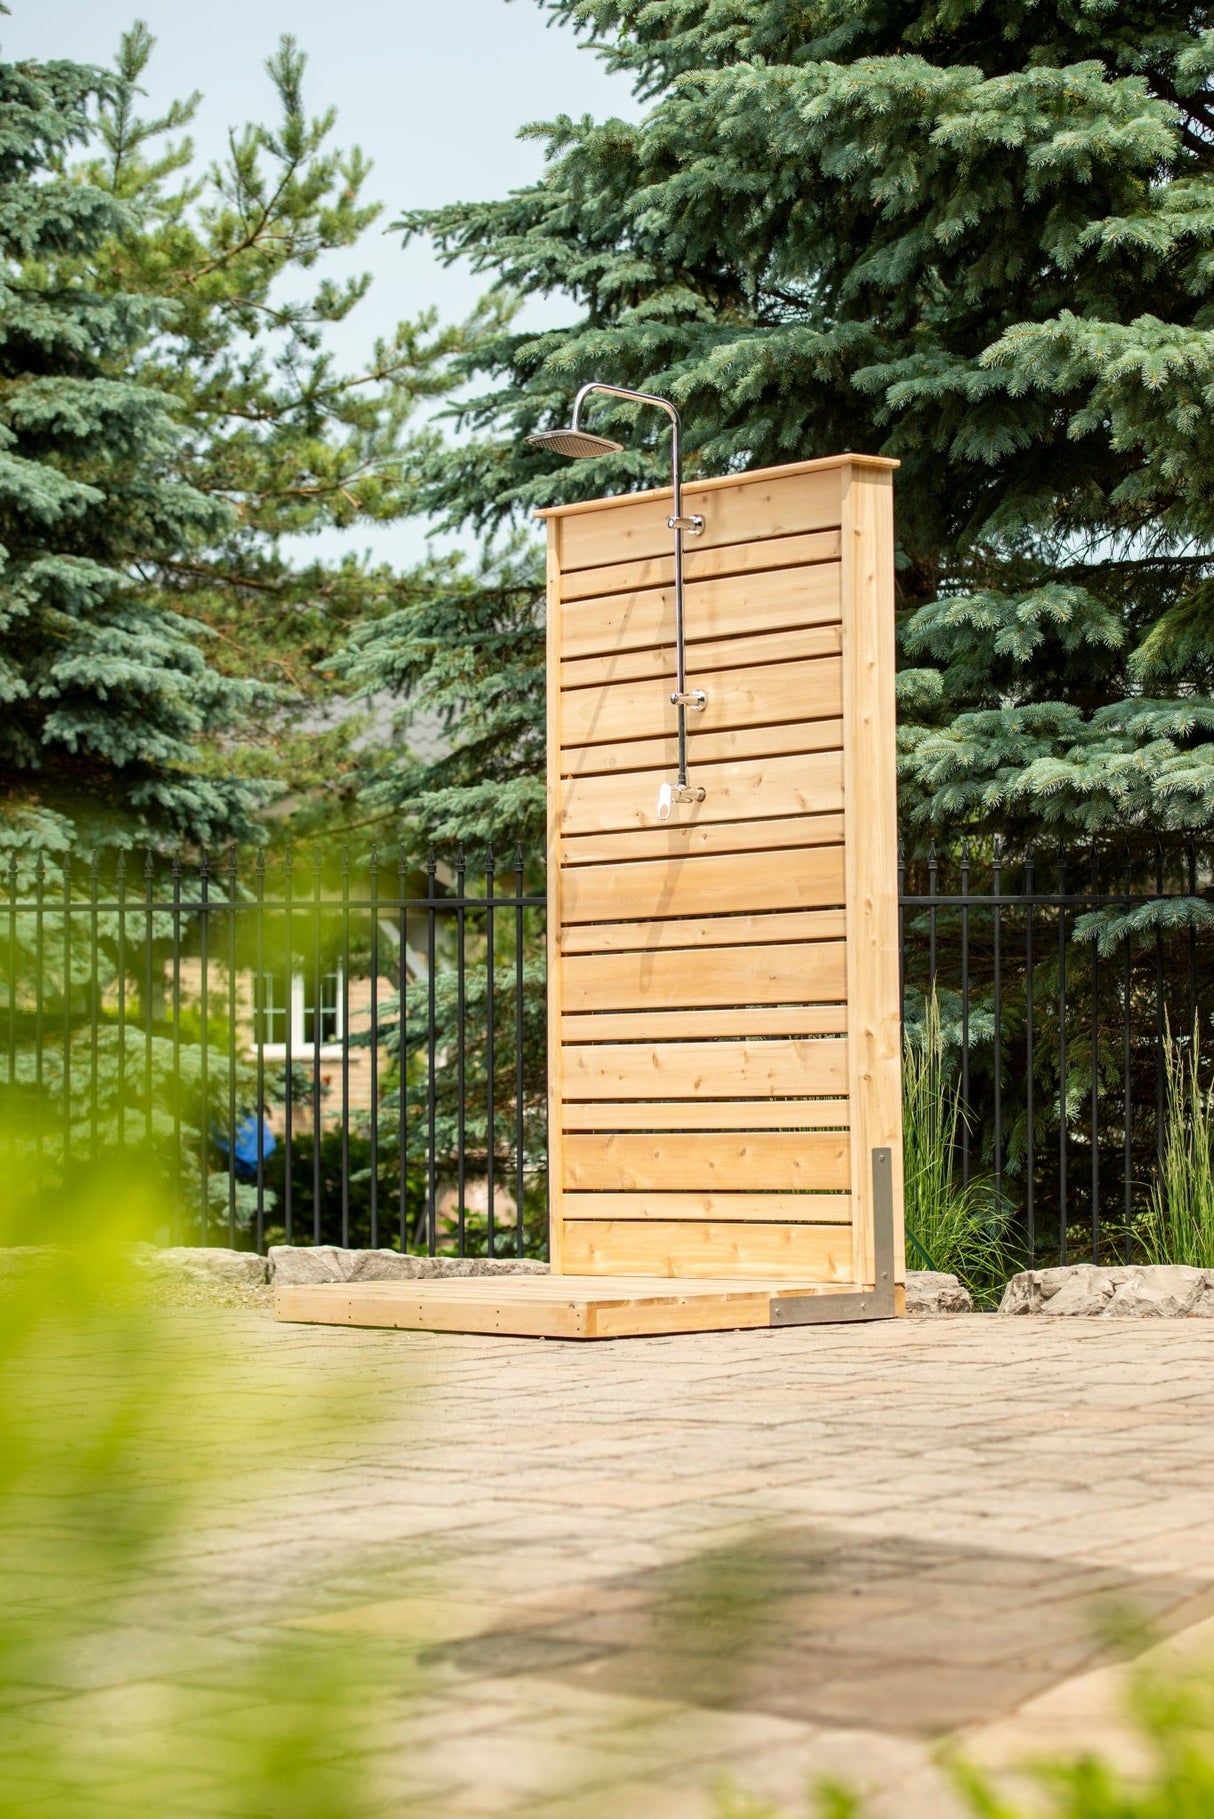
[569,383,688,526]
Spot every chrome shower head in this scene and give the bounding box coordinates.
[527,426,623,459]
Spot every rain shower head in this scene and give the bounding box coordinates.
[527,426,623,459]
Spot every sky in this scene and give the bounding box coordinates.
[4,0,641,566]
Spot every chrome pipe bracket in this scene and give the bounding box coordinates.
[667,514,704,535]
[670,689,707,711]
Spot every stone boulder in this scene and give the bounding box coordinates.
[1000,1262,1214,1317]
[267,1245,549,1286]
[904,1270,972,1315]
[128,1245,267,1288]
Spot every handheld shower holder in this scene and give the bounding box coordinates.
[667,513,704,534]
[670,689,707,710]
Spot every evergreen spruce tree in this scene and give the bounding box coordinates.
[0,49,264,856]
[373,0,1214,869]
[60,25,501,838]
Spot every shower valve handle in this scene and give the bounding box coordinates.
[656,781,707,822]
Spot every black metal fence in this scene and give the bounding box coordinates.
[3,838,1212,1266]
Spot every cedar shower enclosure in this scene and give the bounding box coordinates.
[277,451,906,1337]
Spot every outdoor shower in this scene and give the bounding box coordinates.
[529,383,707,821]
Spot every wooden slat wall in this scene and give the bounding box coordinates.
[540,454,903,1285]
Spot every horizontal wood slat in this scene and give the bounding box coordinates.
[556,468,843,572]
[561,654,843,750]
[562,811,844,869]
[562,941,846,1014]
[562,621,841,693]
[562,1036,849,1100]
[563,1131,850,1193]
[561,843,845,924]
[562,1005,848,1041]
[559,529,841,603]
[560,1219,852,1280]
[561,714,844,780]
[558,907,846,955]
[561,749,844,838]
[562,1192,848,1222]
[560,564,841,664]
[560,1098,850,1131]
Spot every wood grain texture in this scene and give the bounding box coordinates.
[560,1219,853,1281]
[561,749,844,838]
[560,653,843,749]
[560,1098,851,1131]
[562,940,846,1013]
[562,1131,850,1192]
[561,1036,849,1100]
[562,810,843,869]
[560,715,844,780]
[559,906,846,955]
[560,564,841,664]
[559,528,841,604]
[562,1004,848,1041]
[276,1276,870,1340]
[561,842,845,924]
[555,466,844,572]
[561,621,841,692]
[840,462,905,1289]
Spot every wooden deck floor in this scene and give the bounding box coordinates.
[274,1275,897,1340]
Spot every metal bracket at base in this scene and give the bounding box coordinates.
[769,1148,899,1326]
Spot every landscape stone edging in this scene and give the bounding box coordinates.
[266,1246,550,1285]
[1000,1263,1214,1318]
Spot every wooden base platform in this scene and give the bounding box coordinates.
[274,1275,904,1341]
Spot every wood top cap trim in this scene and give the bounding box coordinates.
[533,453,900,521]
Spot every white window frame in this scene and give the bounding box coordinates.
[255,966,345,1061]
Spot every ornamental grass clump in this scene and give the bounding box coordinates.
[1141,1019,1214,1270]
[902,994,1009,1299]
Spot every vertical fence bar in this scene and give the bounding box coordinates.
[116,852,127,1155]
[62,856,72,1186]
[340,847,350,1251]
[897,842,906,1041]
[171,852,182,1241]
[426,847,437,1256]
[1188,839,1198,1037]
[226,847,238,1249]
[369,849,379,1252]
[515,843,526,1258]
[485,846,496,1261]
[960,839,971,1187]
[1123,849,1133,1264]
[34,855,44,1197]
[992,837,1002,1213]
[283,847,293,1245]
[6,853,16,1100]
[88,852,98,1172]
[455,844,466,1259]
[311,851,323,1246]
[397,846,408,1253]
[927,840,938,993]
[1089,846,1100,1265]
[255,849,266,1256]
[1155,842,1165,1162]
[1057,844,1068,1266]
[1025,846,1035,1266]
[199,846,209,1245]
[144,852,154,1153]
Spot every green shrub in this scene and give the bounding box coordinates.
[1140,1019,1214,1270]
[903,994,1010,1301]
